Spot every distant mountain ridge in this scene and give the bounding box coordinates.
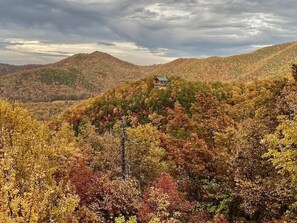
[150,41,297,82]
[0,41,297,102]
[0,63,43,76]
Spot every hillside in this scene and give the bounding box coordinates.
[0,51,151,102]
[1,42,297,102]
[151,41,297,82]
[20,100,78,121]
[0,63,42,76]
[52,74,297,222]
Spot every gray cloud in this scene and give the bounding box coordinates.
[97,41,116,46]
[0,0,297,64]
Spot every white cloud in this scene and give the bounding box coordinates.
[1,38,176,65]
[144,3,192,20]
[243,13,283,36]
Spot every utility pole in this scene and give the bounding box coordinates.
[120,119,128,179]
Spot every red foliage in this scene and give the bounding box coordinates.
[70,165,101,204]
[189,211,211,223]
[70,165,140,221]
[140,173,193,222]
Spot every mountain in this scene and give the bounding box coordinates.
[1,41,297,102]
[151,41,297,82]
[0,63,42,76]
[0,51,151,102]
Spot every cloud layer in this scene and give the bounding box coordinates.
[0,0,296,65]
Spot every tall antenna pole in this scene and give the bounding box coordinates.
[120,119,127,179]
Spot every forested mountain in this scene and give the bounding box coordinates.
[1,42,297,103]
[0,51,152,102]
[151,41,297,82]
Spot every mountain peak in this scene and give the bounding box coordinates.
[56,51,131,67]
[90,50,110,56]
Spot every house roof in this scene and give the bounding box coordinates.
[155,76,168,81]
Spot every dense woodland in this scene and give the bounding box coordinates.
[0,67,297,222]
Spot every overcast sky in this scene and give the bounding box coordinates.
[0,0,296,65]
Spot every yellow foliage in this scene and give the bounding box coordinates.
[264,115,297,182]
[114,215,137,223]
[126,124,168,184]
[0,101,80,222]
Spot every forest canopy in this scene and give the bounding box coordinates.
[0,72,296,223]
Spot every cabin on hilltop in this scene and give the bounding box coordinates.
[154,76,169,88]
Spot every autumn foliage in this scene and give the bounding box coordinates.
[1,69,297,222]
[140,173,192,223]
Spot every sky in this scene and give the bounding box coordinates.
[0,0,297,65]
